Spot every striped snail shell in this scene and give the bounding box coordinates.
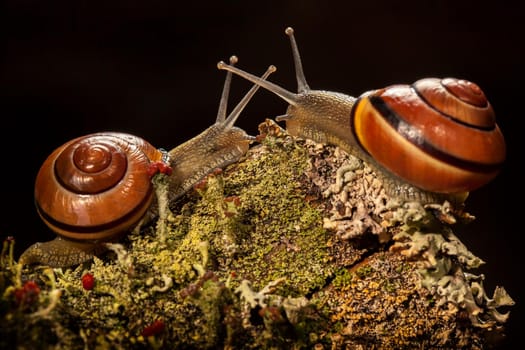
[34,132,163,241]
[352,77,505,193]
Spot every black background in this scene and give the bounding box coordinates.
[1,1,523,348]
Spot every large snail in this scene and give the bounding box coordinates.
[217,27,506,204]
[19,57,276,268]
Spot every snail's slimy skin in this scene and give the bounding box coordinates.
[18,237,107,268]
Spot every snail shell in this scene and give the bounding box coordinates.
[35,132,163,241]
[352,77,505,193]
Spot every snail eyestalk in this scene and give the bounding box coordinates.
[285,26,310,93]
[216,55,238,123]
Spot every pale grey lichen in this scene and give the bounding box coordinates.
[235,277,287,309]
[313,143,399,244]
[151,172,174,243]
[389,205,514,330]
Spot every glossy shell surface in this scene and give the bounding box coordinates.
[351,78,506,193]
[35,132,163,240]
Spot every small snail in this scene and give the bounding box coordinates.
[218,27,506,204]
[19,57,276,268]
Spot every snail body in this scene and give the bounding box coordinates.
[20,57,275,267]
[217,27,506,204]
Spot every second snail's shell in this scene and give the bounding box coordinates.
[35,132,163,241]
[351,77,506,193]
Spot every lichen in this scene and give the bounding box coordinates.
[0,118,514,349]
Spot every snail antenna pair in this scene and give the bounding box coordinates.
[216,55,276,131]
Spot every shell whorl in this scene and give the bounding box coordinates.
[351,77,506,193]
[35,132,163,241]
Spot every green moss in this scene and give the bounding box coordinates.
[217,136,334,296]
[331,267,353,288]
[1,121,514,349]
[355,265,374,279]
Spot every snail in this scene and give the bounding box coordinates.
[19,57,276,268]
[217,27,506,204]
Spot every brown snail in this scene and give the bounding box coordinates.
[218,27,506,204]
[19,57,276,268]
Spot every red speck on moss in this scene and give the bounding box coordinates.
[81,273,95,290]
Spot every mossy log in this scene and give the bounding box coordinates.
[0,119,514,349]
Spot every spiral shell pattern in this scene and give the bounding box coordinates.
[35,132,163,240]
[351,77,506,193]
